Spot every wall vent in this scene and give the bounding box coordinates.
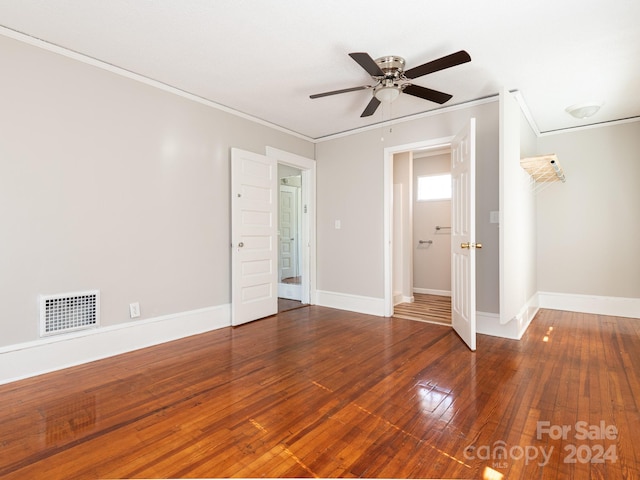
[40,290,100,337]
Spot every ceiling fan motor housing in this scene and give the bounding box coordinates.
[374,56,405,79]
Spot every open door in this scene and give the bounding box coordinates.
[451,118,478,350]
[231,148,278,326]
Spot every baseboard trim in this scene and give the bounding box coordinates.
[478,293,538,341]
[477,311,520,339]
[538,291,640,319]
[316,290,385,316]
[0,304,231,385]
[278,282,302,301]
[413,288,451,297]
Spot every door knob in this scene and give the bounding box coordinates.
[461,242,482,249]
[238,242,244,248]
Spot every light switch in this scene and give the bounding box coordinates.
[335,220,341,230]
[490,211,500,224]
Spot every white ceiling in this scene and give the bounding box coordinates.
[1,0,638,140]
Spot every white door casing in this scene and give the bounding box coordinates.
[266,147,316,306]
[231,148,278,326]
[383,136,455,317]
[451,118,477,351]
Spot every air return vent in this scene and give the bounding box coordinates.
[40,290,100,337]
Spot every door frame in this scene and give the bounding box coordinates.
[266,147,316,306]
[383,136,454,317]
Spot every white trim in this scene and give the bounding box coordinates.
[316,290,385,317]
[0,304,230,385]
[413,288,451,297]
[5,25,637,143]
[0,26,313,143]
[538,291,640,319]
[538,116,640,137]
[393,293,414,306]
[511,90,540,136]
[266,147,316,306]
[315,96,498,142]
[477,293,538,340]
[384,136,455,317]
[511,89,640,138]
[476,311,519,339]
[278,282,302,301]
[401,295,415,304]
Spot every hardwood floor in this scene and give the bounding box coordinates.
[1,307,639,479]
[393,293,452,325]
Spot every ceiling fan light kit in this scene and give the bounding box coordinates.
[374,85,401,102]
[310,50,471,117]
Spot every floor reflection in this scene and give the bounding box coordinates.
[43,393,96,445]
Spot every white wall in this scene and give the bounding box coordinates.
[498,91,538,329]
[316,100,500,314]
[0,34,313,353]
[413,153,451,294]
[537,121,640,300]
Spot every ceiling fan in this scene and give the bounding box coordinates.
[310,50,471,117]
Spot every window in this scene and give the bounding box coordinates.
[417,174,451,201]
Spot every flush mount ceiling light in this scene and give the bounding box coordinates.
[565,102,602,119]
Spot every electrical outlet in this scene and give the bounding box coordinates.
[129,302,140,318]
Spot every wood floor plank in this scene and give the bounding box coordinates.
[1,306,639,479]
[393,293,452,325]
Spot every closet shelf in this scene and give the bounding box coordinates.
[520,154,566,192]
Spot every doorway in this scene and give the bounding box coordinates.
[231,147,315,325]
[266,147,316,314]
[389,145,453,326]
[383,119,478,351]
[278,165,305,312]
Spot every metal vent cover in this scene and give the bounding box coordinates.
[40,290,100,337]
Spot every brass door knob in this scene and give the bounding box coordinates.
[461,242,482,249]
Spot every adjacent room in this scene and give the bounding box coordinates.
[0,1,639,479]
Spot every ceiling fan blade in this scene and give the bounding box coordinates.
[404,50,471,79]
[403,84,453,104]
[361,97,381,117]
[310,85,372,99]
[349,52,385,77]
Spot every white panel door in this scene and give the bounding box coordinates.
[279,185,298,281]
[451,118,477,351]
[231,148,277,326]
